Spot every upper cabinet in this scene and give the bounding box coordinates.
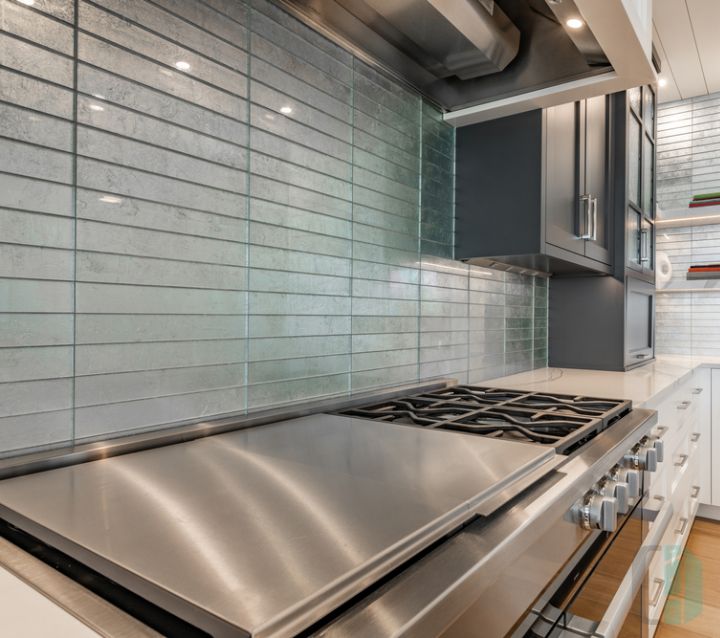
[547,85,658,372]
[613,85,657,281]
[455,95,612,275]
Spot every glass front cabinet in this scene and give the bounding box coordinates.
[621,85,656,279]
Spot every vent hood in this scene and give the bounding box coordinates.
[277,0,656,126]
[318,0,521,81]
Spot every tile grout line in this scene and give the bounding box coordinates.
[70,0,80,443]
[243,0,252,414]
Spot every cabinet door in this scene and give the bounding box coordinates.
[693,368,711,506]
[545,101,583,256]
[712,369,720,506]
[624,276,654,367]
[584,95,612,264]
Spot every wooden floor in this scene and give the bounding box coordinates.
[656,518,720,638]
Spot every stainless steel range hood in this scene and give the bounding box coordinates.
[328,0,520,81]
[278,0,657,126]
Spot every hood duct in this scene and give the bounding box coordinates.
[332,0,520,81]
[278,0,521,89]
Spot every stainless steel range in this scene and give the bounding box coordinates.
[0,382,667,638]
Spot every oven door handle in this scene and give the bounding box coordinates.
[560,500,675,638]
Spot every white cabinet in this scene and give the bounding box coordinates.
[644,367,709,637]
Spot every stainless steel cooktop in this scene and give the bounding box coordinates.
[0,413,559,638]
[340,385,631,454]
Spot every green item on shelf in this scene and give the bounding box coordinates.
[692,192,720,201]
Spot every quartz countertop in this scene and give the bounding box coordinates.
[487,355,720,407]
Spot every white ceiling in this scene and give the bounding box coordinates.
[653,0,720,103]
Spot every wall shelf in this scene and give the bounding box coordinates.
[656,205,720,228]
[657,280,720,293]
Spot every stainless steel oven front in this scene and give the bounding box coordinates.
[518,467,673,638]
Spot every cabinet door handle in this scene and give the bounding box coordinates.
[590,196,598,241]
[677,400,692,410]
[692,485,701,499]
[650,577,665,607]
[691,432,701,443]
[675,454,689,468]
[675,517,689,536]
[577,194,593,239]
[640,227,650,263]
[692,387,704,395]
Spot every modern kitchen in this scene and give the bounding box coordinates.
[1,0,720,636]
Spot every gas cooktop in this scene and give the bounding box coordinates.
[339,385,632,455]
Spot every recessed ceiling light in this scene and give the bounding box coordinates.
[17,0,35,6]
[89,104,104,112]
[566,18,584,29]
[99,195,123,204]
[174,60,191,71]
[280,106,293,115]
[658,77,668,88]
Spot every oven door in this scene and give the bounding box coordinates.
[526,492,674,638]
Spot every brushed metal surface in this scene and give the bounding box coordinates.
[315,408,657,638]
[0,414,556,638]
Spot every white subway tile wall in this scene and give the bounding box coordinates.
[0,0,547,456]
[656,95,720,356]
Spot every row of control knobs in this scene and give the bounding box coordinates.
[574,434,664,532]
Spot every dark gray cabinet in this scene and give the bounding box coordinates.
[614,85,656,281]
[549,274,655,371]
[548,85,657,372]
[625,277,655,367]
[455,95,612,275]
[583,96,612,264]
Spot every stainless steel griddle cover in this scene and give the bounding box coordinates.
[0,414,558,638]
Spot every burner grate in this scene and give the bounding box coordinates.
[339,385,631,454]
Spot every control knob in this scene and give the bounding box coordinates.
[599,476,630,515]
[573,491,618,532]
[610,466,640,500]
[624,440,658,472]
[647,434,665,463]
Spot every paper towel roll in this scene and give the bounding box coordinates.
[656,251,673,289]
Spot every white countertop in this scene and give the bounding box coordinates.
[0,567,101,637]
[488,355,720,407]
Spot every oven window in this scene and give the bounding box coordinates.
[527,500,645,638]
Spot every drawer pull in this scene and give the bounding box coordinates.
[655,425,669,437]
[691,432,701,443]
[675,517,689,536]
[675,454,689,468]
[692,388,704,395]
[651,577,666,607]
[692,485,701,499]
[677,401,692,411]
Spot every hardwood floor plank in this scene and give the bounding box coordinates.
[657,518,720,638]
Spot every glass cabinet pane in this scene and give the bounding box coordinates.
[628,87,641,114]
[643,86,655,133]
[629,116,641,206]
[643,134,654,216]
[641,218,654,272]
[627,208,642,267]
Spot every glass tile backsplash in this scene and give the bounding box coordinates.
[0,0,547,456]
